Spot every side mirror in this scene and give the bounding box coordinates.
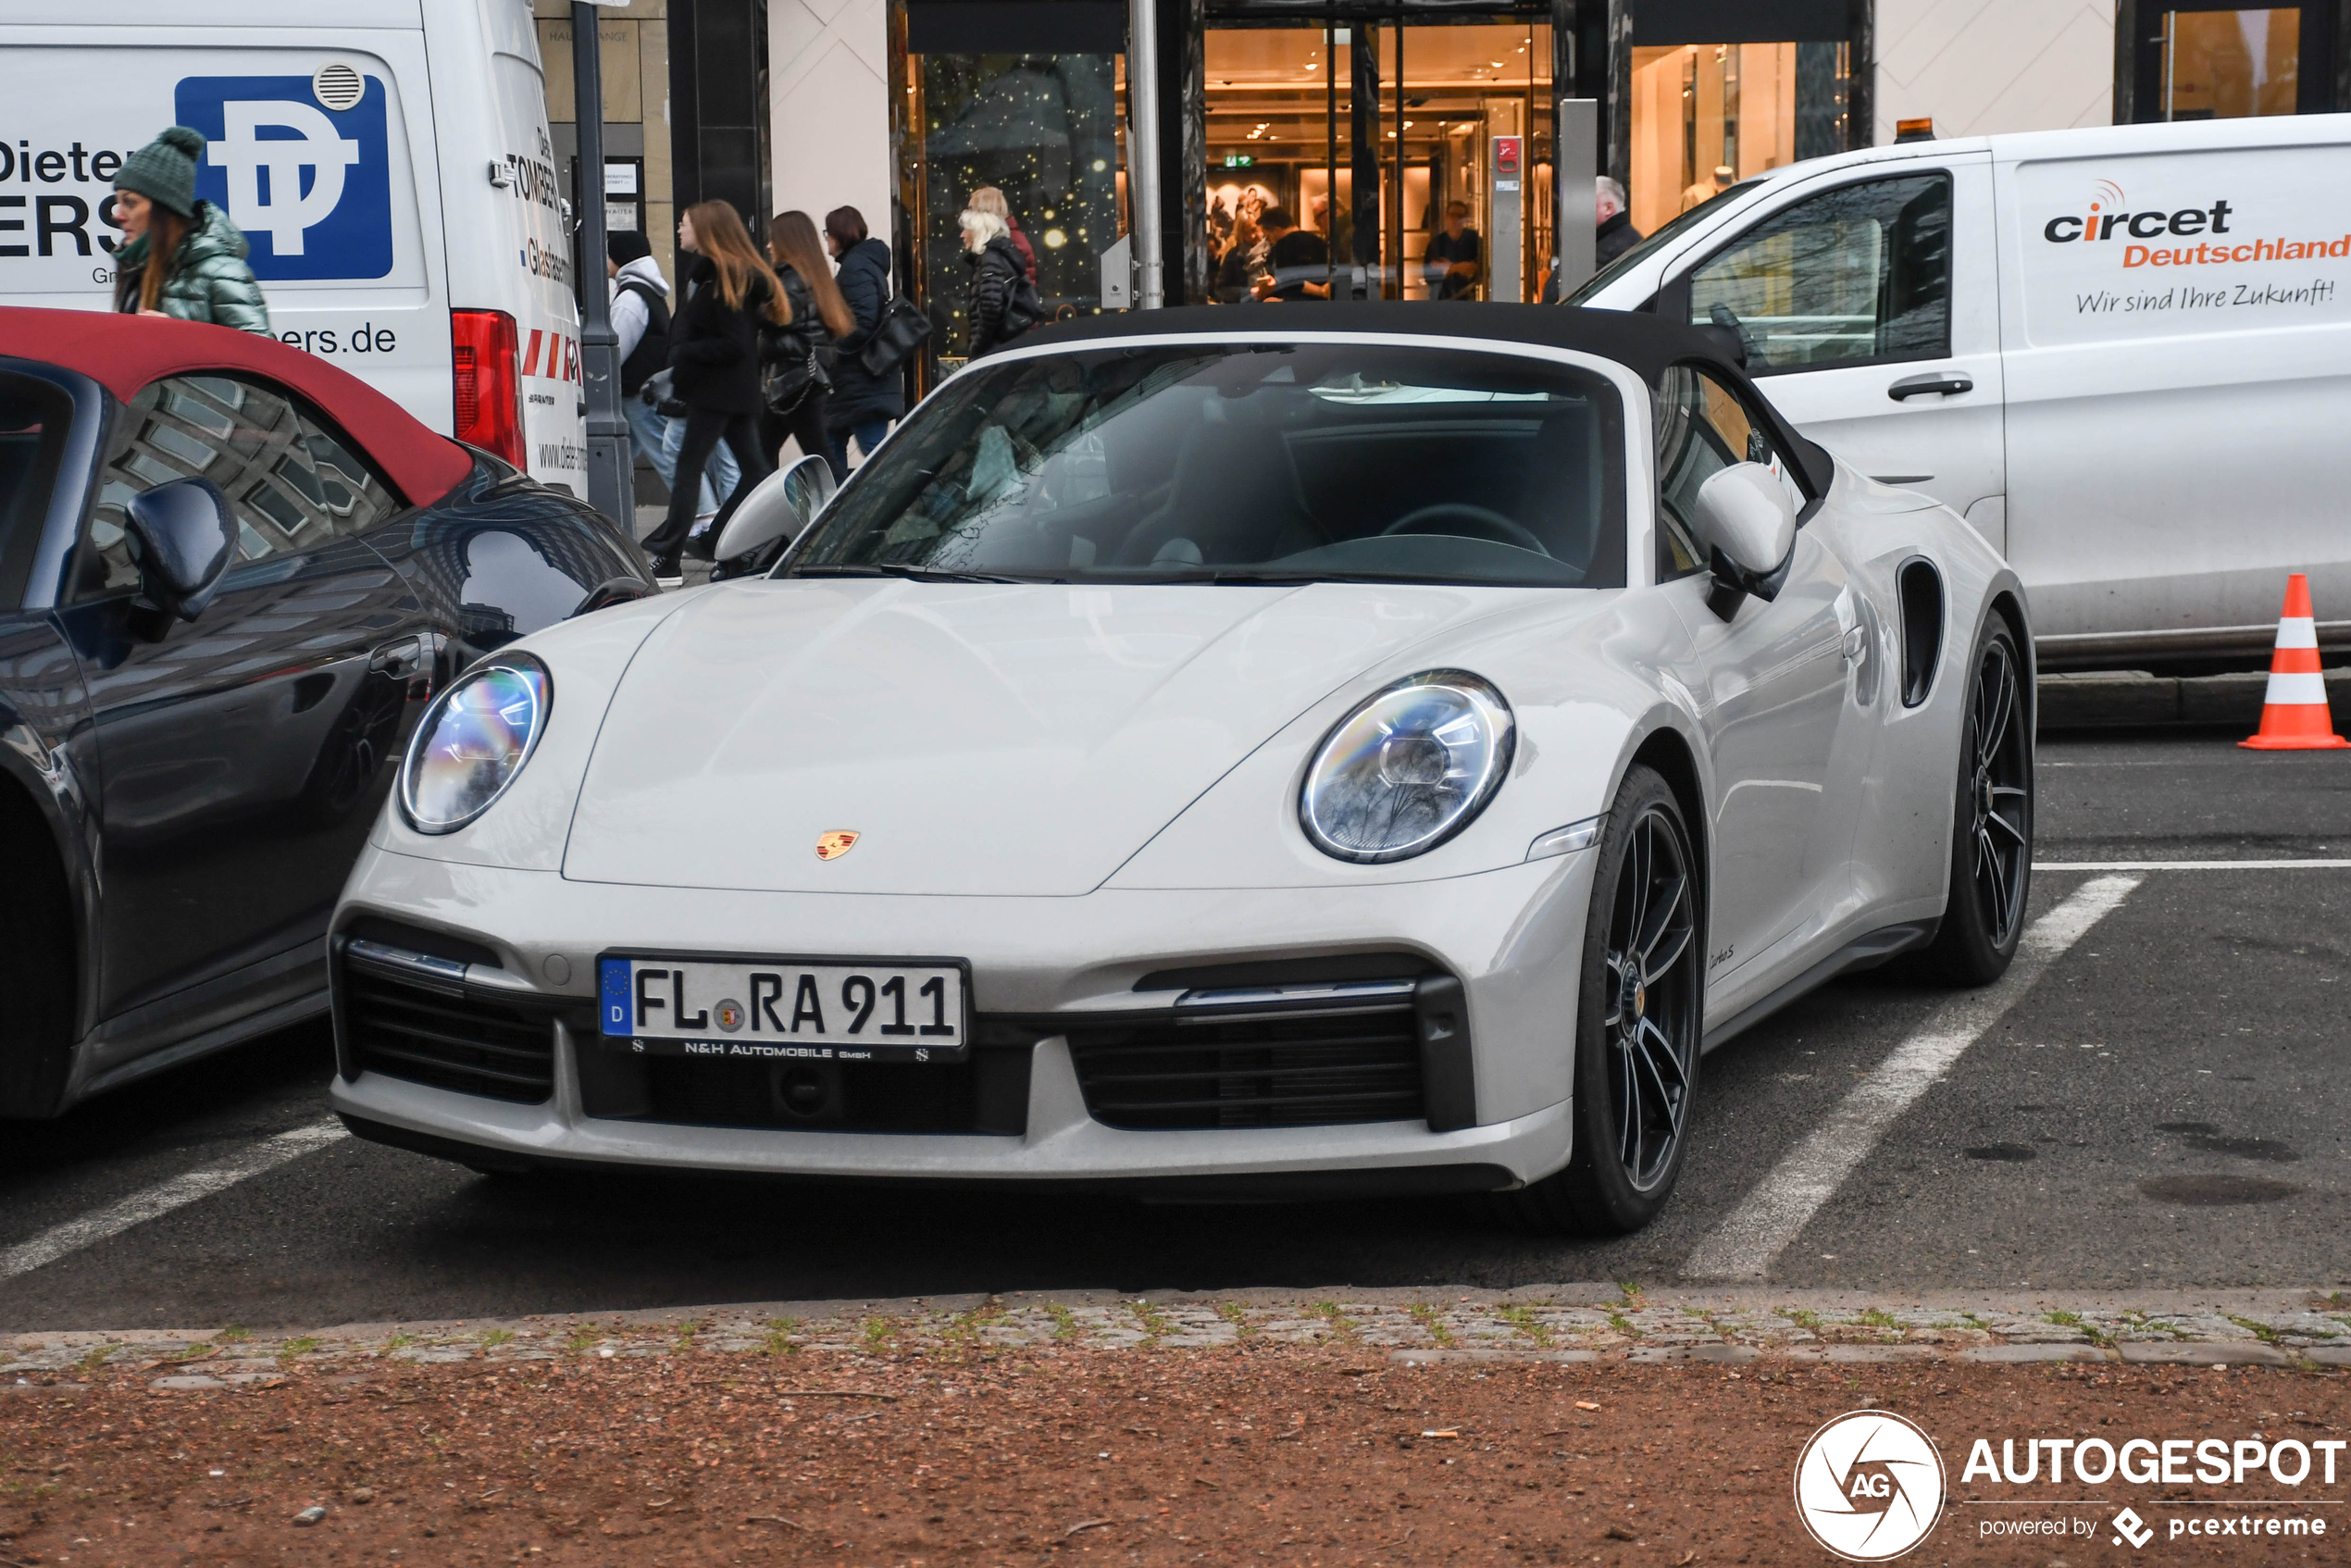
[714,454,836,570]
[124,478,235,626]
[1692,461,1796,620]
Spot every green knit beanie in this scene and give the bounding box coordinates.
[116,127,205,218]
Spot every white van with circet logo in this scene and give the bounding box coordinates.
[0,0,587,498]
[1572,114,2351,666]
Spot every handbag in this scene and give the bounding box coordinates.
[858,293,933,378]
[1000,273,1044,343]
[763,339,825,417]
[641,367,685,418]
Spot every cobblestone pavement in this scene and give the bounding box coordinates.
[11,1287,2351,1390]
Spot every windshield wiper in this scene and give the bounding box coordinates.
[1194,570,1374,586]
[792,563,1028,584]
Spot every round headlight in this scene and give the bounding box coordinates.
[397,656,550,834]
[1300,670,1514,864]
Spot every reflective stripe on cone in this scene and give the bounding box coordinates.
[2241,573,2349,750]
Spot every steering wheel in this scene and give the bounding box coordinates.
[1379,503,1549,556]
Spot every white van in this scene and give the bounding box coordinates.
[0,0,586,497]
[1572,115,2351,667]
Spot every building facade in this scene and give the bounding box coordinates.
[535,1,2351,380]
[537,0,769,296]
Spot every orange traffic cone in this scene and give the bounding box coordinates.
[2240,573,2349,750]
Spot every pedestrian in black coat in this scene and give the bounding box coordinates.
[824,207,904,471]
[644,201,786,578]
[761,210,856,480]
[960,210,1031,359]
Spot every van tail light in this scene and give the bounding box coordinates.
[450,309,525,467]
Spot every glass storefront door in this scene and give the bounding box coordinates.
[2128,2,2333,120]
[1200,17,1552,304]
[1627,43,1847,239]
[905,47,1126,365]
[2159,7,2300,117]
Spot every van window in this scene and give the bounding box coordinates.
[1565,179,1765,305]
[77,375,397,600]
[1654,365,1802,581]
[1683,174,1951,373]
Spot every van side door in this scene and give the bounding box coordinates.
[1662,157,2009,551]
[1994,135,2351,654]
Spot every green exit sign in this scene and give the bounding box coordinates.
[1223,154,1254,168]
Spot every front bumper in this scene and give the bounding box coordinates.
[327,844,1597,1186]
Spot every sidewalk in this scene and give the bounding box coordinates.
[13,1285,2348,1379]
[5,1288,2346,1568]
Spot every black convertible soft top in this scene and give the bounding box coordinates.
[1016,303,1835,494]
[1025,303,1731,384]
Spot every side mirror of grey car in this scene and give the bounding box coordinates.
[1693,461,1797,621]
[123,477,236,634]
[714,454,837,575]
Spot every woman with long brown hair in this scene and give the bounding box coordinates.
[108,127,270,333]
[761,210,854,480]
[643,200,787,579]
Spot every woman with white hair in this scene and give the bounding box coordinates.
[960,205,1037,359]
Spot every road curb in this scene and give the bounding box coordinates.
[2037,667,2351,730]
[10,1287,2347,1389]
[2119,1342,2293,1366]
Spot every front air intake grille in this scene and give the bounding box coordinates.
[338,948,557,1104]
[1065,983,1429,1130]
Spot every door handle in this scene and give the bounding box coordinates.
[1840,625,1869,664]
[369,636,424,678]
[1888,370,1973,401]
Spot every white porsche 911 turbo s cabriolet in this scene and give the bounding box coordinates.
[328,305,2032,1234]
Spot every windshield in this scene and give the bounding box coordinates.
[788,342,1625,589]
[1566,180,1766,305]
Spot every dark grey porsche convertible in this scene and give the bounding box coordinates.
[0,308,654,1117]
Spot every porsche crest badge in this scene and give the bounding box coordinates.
[815,830,860,861]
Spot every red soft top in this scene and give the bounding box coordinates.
[0,306,475,507]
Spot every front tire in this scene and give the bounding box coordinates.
[1915,617,2033,985]
[1508,765,1702,1235]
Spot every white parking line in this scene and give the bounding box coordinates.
[0,1118,349,1284]
[1682,875,2143,1282]
[2034,859,2351,870]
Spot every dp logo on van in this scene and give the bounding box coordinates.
[1793,1411,1946,1561]
[174,74,393,280]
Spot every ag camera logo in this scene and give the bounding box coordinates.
[1794,1411,1946,1562]
[174,73,392,280]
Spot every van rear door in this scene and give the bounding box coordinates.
[1661,154,2008,545]
[424,0,585,497]
[1995,122,2351,660]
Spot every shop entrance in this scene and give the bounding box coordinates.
[1200,18,1553,304]
[1626,42,1848,238]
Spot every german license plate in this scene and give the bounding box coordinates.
[596,953,968,1063]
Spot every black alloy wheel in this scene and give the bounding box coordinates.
[1505,764,1702,1235]
[299,672,409,825]
[1916,618,2033,984]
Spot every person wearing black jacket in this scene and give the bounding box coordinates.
[823,206,903,473]
[761,210,855,479]
[960,207,1033,358]
[643,201,785,579]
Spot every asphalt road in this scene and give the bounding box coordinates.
[4,728,2347,1331]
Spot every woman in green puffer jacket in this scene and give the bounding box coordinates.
[108,127,271,334]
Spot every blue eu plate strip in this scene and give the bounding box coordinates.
[599,958,633,1035]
